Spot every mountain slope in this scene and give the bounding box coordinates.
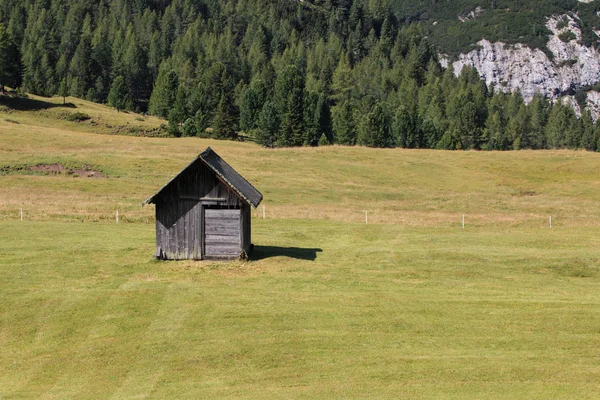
[2,0,600,150]
[390,0,600,56]
[386,1,600,113]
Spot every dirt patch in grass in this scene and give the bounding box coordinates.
[71,167,106,178]
[29,163,66,174]
[2,163,107,178]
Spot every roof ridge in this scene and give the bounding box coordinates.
[142,147,262,208]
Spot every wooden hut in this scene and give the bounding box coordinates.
[143,147,263,260]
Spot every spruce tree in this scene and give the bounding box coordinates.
[508,104,531,150]
[169,86,188,136]
[256,101,280,147]
[274,65,305,146]
[316,94,333,144]
[545,103,571,148]
[357,102,391,148]
[332,101,356,145]
[58,77,69,104]
[528,94,549,149]
[580,111,596,151]
[393,105,421,148]
[148,67,178,119]
[212,93,237,139]
[108,76,127,112]
[446,88,480,149]
[483,111,507,150]
[238,83,265,133]
[0,24,18,91]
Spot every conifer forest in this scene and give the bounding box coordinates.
[1,0,599,150]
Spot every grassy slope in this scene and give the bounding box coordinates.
[2,94,600,227]
[1,96,600,398]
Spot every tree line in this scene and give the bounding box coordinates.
[0,0,599,151]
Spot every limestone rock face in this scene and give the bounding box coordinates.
[585,91,600,120]
[451,15,600,105]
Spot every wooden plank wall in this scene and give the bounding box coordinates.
[155,200,203,259]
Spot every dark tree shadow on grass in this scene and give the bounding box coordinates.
[250,245,322,261]
[0,95,76,111]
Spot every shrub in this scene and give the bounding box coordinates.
[558,31,576,43]
[556,16,569,30]
[66,112,91,122]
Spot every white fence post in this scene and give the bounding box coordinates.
[262,204,265,219]
[116,209,119,224]
[20,208,23,221]
[462,214,465,229]
[549,216,552,228]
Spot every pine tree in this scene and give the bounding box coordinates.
[393,104,421,148]
[0,23,18,91]
[274,65,305,146]
[69,15,94,98]
[446,88,480,149]
[148,66,179,119]
[238,81,267,133]
[580,110,596,151]
[316,94,333,144]
[357,102,391,148]
[331,52,355,105]
[508,104,531,150]
[191,62,230,133]
[528,94,549,149]
[545,103,571,148]
[169,86,188,136]
[303,91,320,146]
[332,101,356,145]
[483,111,507,150]
[108,76,127,112]
[58,77,69,104]
[256,101,280,147]
[121,26,150,109]
[21,8,57,95]
[564,105,583,149]
[212,93,238,139]
[594,120,600,152]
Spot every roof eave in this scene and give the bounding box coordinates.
[141,154,203,207]
[198,156,262,208]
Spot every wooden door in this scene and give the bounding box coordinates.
[204,208,242,258]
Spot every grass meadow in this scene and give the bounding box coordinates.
[1,95,600,398]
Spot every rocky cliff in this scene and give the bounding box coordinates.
[447,14,600,117]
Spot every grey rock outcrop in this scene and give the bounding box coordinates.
[451,14,600,105]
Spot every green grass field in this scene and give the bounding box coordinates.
[1,95,600,398]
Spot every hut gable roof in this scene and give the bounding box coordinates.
[143,147,263,207]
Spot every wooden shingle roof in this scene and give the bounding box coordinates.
[143,147,263,207]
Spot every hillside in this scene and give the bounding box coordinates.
[2,94,600,225]
[2,99,600,398]
[3,0,600,151]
